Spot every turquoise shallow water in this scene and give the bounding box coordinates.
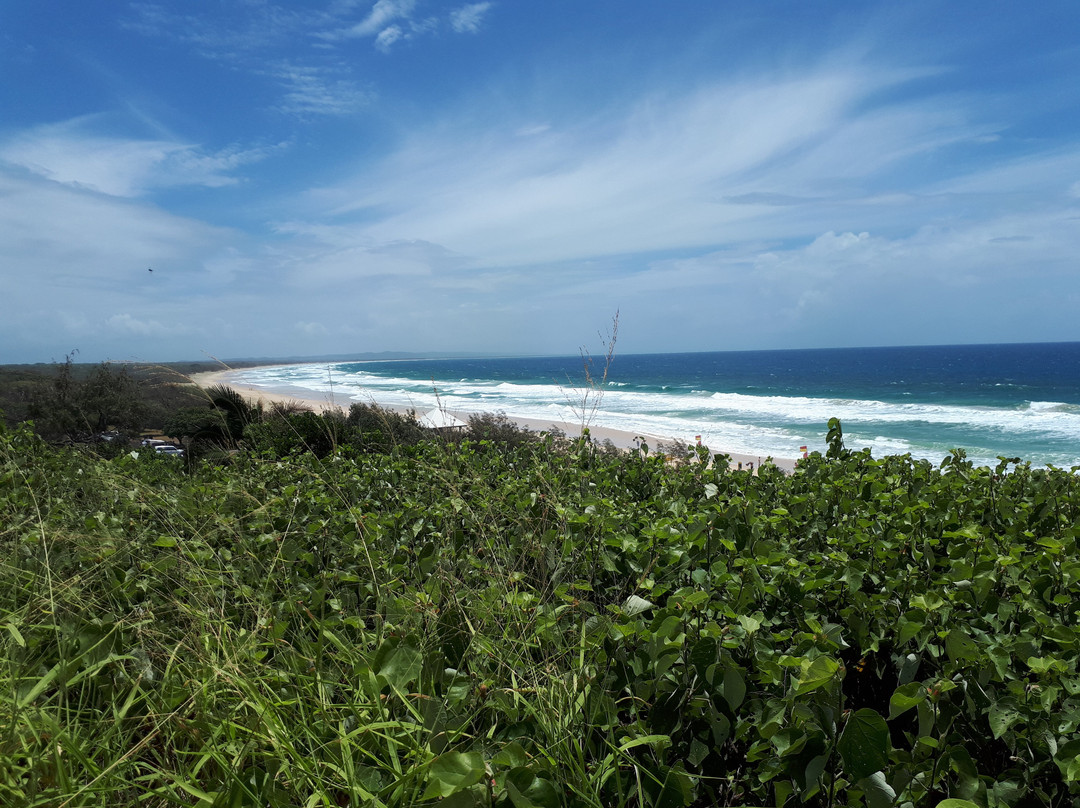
[229,342,1080,468]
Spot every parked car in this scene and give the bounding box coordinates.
[154,445,184,457]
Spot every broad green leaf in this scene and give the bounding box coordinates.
[737,613,762,633]
[493,741,528,768]
[653,766,692,808]
[438,791,484,808]
[945,630,978,662]
[1027,655,1065,674]
[680,590,710,609]
[911,593,944,611]
[799,751,829,798]
[889,682,926,719]
[859,771,896,808]
[934,801,981,808]
[795,656,838,695]
[688,738,710,767]
[623,595,653,616]
[771,728,807,758]
[422,751,485,799]
[898,652,920,684]
[839,709,889,780]
[376,641,423,691]
[689,637,718,676]
[898,620,924,645]
[991,780,1023,805]
[506,767,559,808]
[723,666,746,710]
[988,702,1022,739]
[1054,738,1080,782]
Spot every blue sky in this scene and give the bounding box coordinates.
[2,1,1079,363]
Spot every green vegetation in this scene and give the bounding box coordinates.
[0,357,276,442]
[2,384,1080,807]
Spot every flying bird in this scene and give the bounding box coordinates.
[148,267,153,272]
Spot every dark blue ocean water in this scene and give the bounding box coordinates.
[231,342,1080,468]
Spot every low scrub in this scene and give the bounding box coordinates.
[1,418,1078,806]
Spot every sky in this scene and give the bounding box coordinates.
[2,1,1080,364]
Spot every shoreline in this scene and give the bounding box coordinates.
[188,367,798,473]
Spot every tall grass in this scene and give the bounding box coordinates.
[6,419,1080,806]
[0,423,651,807]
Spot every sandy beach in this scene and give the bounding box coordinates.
[189,366,797,472]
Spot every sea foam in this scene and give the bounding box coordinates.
[225,348,1080,469]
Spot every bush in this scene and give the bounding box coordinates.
[245,409,347,458]
[465,411,539,449]
[345,402,426,452]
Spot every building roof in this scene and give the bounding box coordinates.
[418,408,467,430]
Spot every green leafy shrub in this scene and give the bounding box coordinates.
[346,402,427,452]
[1,419,1079,806]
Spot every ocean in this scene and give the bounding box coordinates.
[227,342,1080,469]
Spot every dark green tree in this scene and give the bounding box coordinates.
[29,353,145,438]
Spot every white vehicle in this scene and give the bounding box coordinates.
[154,445,185,457]
[141,438,168,447]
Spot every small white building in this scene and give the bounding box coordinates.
[418,408,467,431]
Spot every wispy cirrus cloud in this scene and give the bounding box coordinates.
[125,0,499,110]
[309,65,990,266]
[0,118,285,197]
[106,313,191,337]
[0,166,231,283]
[275,51,1080,349]
[326,0,495,50]
[124,3,372,117]
[341,0,417,38]
[374,25,406,53]
[270,64,374,116]
[123,2,304,56]
[450,3,494,34]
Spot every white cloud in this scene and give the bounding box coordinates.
[266,234,456,285]
[297,58,1080,288]
[0,165,246,361]
[105,313,187,337]
[329,0,491,50]
[375,25,405,52]
[450,3,493,34]
[314,69,941,266]
[749,211,1080,297]
[271,64,373,115]
[2,131,188,197]
[294,321,329,337]
[0,169,228,277]
[124,3,374,117]
[930,148,1080,198]
[0,119,282,197]
[344,0,417,38]
[124,2,305,55]
[9,9,1080,361]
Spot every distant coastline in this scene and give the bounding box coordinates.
[190,366,796,473]
[193,343,1080,469]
